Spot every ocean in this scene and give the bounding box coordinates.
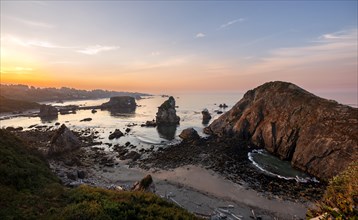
[1,91,354,181]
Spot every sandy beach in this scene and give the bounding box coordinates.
[90,162,310,219]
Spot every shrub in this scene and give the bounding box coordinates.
[307,161,358,219]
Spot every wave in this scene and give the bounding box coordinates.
[248,149,318,183]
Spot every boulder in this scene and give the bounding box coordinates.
[101,96,136,112]
[202,108,212,124]
[141,120,157,127]
[156,96,180,125]
[39,104,58,117]
[48,124,82,156]
[80,117,92,122]
[179,128,200,142]
[131,174,155,192]
[205,81,358,180]
[109,129,124,140]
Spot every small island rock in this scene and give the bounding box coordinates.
[101,96,136,111]
[39,104,58,117]
[156,96,180,125]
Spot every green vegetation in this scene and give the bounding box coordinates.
[307,161,358,219]
[0,130,198,219]
[0,95,40,113]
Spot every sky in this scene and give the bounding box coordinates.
[0,1,357,98]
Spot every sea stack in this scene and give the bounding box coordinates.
[39,104,58,117]
[156,96,180,125]
[101,96,136,111]
[205,81,358,180]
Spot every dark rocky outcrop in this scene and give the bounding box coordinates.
[156,96,180,125]
[202,108,212,124]
[39,104,58,117]
[101,96,136,112]
[205,81,358,180]
[48,124,82,155]
[108,129,124,140]
[179,128,200,142]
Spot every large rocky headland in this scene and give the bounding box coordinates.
[204,81,357,180]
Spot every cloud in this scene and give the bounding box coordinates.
[246,29,357,75]
[195,32,206,38]
[2,35,66,48]
[151,51,160,56]
[77,45,120,55]
[318,30,356,41]
[7,16,54,28]
[219,18,245,29]
[1,66,34,74]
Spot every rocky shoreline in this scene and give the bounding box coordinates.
[4,126,316,219]
[134,135,326,203]
[8,125,326,204]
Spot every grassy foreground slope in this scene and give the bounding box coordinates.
[0,130,198,220]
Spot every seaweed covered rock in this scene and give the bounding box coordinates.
[205,81,358,180]
[48,124,82,155]
[156,96,180,125]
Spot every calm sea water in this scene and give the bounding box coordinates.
[0,93,241,147]
[1,91,344,182]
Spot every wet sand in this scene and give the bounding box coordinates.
[94,163,309,219]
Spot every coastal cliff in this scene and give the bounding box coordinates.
[205,81,358,180]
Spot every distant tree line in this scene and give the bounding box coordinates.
[0,84,150,102]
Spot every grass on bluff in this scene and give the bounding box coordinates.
[0,130,198,220]
[307,161,358,219]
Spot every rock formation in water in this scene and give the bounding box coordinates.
[101,96,136,112]
[205,81,358,180]
[202,108,212,124]
[156,96,180,125]
[48,124,82,155]
[39,104,58,117]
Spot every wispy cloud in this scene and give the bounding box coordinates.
[2,34,120,56]
[246,29,357,75]
[219,18,245,29]
[318,30,356,41]
[0,66,34,74]
[7,16,54,28]
[77,45,120,55]
[195,32,206,38]
[2,35,65,48]
[151,51,160,56]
